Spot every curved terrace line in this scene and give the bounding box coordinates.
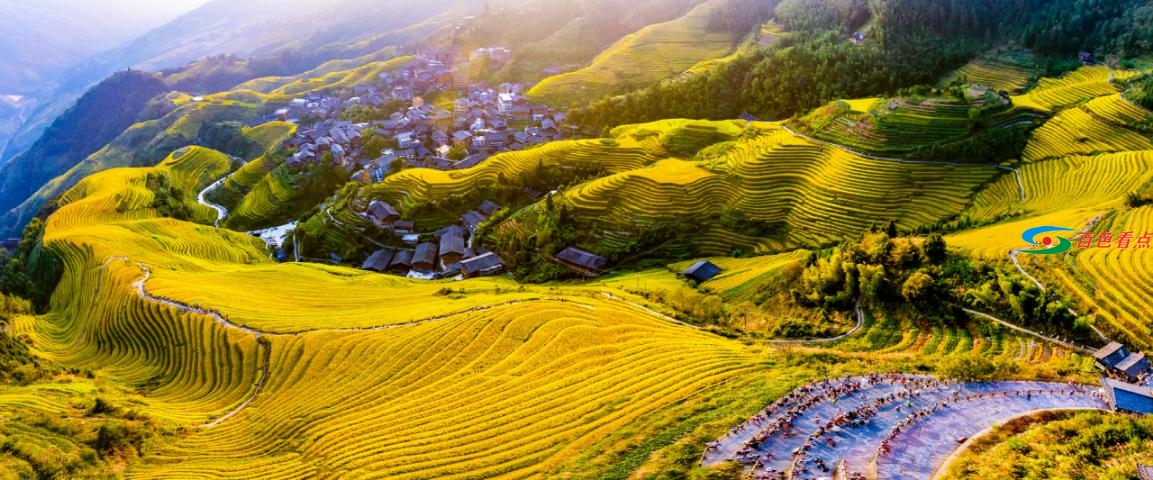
[779,124,1028,203]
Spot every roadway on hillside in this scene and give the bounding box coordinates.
[197,176,229,227]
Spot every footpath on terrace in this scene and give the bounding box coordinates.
[702,374,1107,480]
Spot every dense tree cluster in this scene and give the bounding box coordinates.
[145,173,194,221]
[784,229,1093,343]
[0,219,63,312]
[0,71,168,236]
[1128,75,1153,111]
[572,0,1153,132]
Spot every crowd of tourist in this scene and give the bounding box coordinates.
[704,373,1103,480]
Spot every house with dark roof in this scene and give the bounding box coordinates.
[683,260,722,283]
[478,200,501,217]
[389,250,414,272]
[361,249,394,272]
[367,200,400,227]
[392,220,415,234]
[1102,377,1153,414]
[413,242,439,271]
[1117,352,1151,382]
[485,131,510,147]
[461,211,488,232]
[438,227,467,266]
[556,247,608,276]
[437,262,462,279]
[461,252,505,278]
[1094,342,1129,369]
[453,130,473,144]
[457,153,489,169]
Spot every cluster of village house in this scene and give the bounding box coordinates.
[355,196,631,280]
[248,46,738,283]
[1096,341,1153,415]
[276,51,569,184]
[356,199,506,279]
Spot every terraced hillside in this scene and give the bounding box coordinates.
[13,105,1108,478]
[1050,207,1153,349]
[16,132,788,478]
[1011,66,1142,112]
[368,119,1000,258]
[372,137,659,207]
[946,66,1153,349]
[789,91,1043,159]
[554,121,996,254]
[13,42,1153,477]
[526,0,753,105]
[1021,100,1153,162]
[940,51,1038,93]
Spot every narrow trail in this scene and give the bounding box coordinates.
[199,341,271,428]
[961,308,1094,354]
[121,258,598,336]
[1009,215,1112,343]
[103,256,612,427]
[768,297,865,345]
[780,125,1027,202]
[600,292,697,329]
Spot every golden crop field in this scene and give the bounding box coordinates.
[941,58,1033,93]
[1010,66,1139,112]
[554,122,998,251]
[526,0,743,105]
[11,109,1111,478]
[1051,206,1153,348]
[128,300,763,478]
[370,137,659,206]
[1021,106,1153,162]
[966,152,1153,222]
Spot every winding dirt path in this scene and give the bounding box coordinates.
[1009,215,1111,343]
[767,296,865,344]
[961,308,1094,354]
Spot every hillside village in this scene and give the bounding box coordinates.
[248,50,580,280]
[274,52,569,183]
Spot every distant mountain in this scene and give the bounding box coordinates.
[0,0,207,95]
[0,0,497,235]
[1,0,485,164]
[0,0,206,160]
[0,71,167,232]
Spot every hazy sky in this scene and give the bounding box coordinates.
[0,0,213,92]
[6,0,213,31]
